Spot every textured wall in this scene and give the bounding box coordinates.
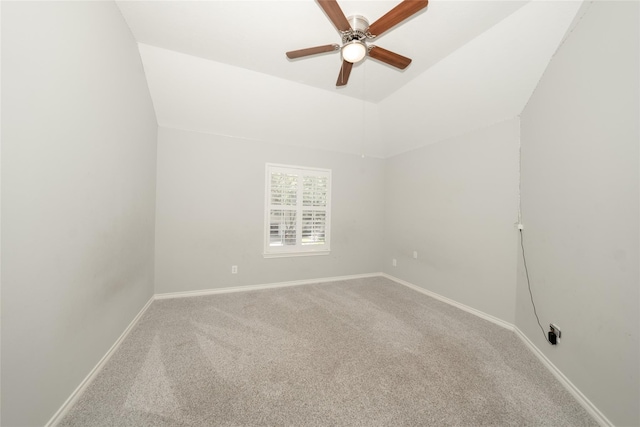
[1,2,158,425]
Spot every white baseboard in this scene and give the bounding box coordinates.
[45,296,155,427]
[382,273,610,427]
[381,273,515,331]
[47,273,380,424]
[513,327,612,427]
[47,273,610,427]
[154,272,382,300]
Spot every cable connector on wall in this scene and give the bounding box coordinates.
[517,223,524,230]
[549,323,561,345]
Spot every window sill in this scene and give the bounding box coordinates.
[263,250,330,259]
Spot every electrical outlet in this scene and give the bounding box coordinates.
[550,323,561,339]
[392,259,397,267]
[413,251,418,259]
[231,265,238,274]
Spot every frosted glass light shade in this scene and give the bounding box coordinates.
[341,41,367,63]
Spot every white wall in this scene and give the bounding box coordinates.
[1,3,158,426]
[518,2,639,425]
[382,118,520,323]
[154,127,384,294]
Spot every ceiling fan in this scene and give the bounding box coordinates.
[286,0,429,87]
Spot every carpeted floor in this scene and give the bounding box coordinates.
[59,277,597,426]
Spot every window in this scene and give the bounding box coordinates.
[265,164,331,257]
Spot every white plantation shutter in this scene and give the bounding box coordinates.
[269,172,298,248]
[265,164,331,256]
[302,175,328,246]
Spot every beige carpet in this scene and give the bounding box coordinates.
[59,277,596,426]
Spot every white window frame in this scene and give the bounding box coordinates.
[264,163,331,258]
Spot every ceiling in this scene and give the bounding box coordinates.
[117,0,531,102]
[116,0,586,157]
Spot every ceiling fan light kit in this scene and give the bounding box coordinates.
[341,41,367,63]
[340,15,368,63]
[286,0,428,86]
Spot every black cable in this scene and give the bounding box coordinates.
[519,228,551,344]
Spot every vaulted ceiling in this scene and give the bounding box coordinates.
[117,0,585,158]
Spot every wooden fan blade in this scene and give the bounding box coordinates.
[286,44,340,59]
[367,0,428,37]
[368,45,412,69]
[336,60,353,86]
[317,0,351,32]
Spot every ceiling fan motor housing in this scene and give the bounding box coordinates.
[343,15,370,43]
